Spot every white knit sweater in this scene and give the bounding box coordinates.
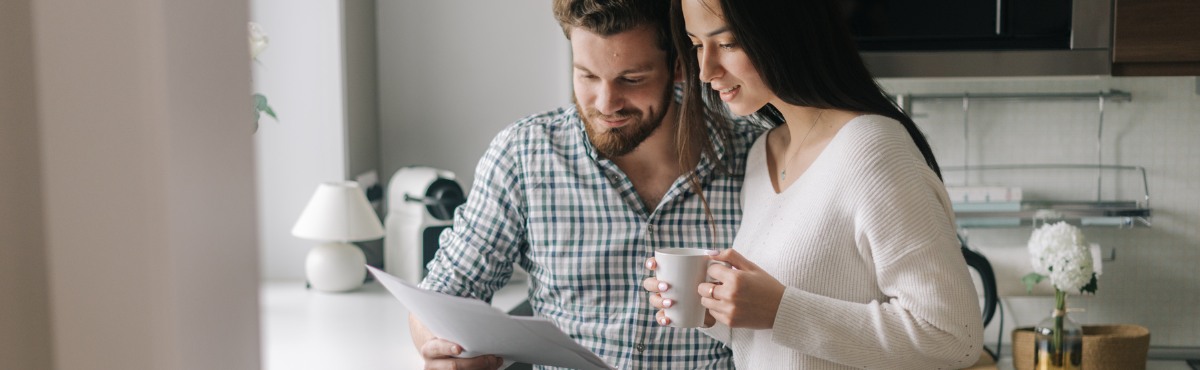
[701,115,984,369]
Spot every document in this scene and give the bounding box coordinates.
[367,266,614,370]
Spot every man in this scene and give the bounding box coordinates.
[409,0,765,368]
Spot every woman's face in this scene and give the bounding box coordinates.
[682,0,772,116]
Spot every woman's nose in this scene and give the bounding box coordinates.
[697,48,721,84]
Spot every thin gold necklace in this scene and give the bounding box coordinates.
[779,109,824,182]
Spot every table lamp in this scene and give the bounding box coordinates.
[292,181,384,292]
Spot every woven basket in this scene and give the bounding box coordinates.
[1012,324,1151,370]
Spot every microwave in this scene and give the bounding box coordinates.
[838,0,1113,77]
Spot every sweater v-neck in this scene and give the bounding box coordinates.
[764,115,867,195]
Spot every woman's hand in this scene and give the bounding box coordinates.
[698,249,786,329]
[641,257,716,327]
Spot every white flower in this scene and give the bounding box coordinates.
[1048,246,1094,292]
[249,22,269,60]
[1027,221,1094,293]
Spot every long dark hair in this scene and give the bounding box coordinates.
[670,0,942,180]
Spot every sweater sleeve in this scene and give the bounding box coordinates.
[699,321,733,344]
[768,120,984,369]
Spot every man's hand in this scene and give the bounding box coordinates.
[409,314,505,370]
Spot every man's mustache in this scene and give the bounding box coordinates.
[588,111,638,122]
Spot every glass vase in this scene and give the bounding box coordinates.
[1033,306,1083,370]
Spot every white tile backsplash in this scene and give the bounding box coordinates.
[879,76,1200,348]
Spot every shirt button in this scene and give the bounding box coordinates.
[635,343,646,352]
[646,225,655,234]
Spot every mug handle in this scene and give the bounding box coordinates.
[705,260,732,283]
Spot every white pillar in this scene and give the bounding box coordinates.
[28,0,261,369]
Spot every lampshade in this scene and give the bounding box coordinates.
[292,181,385,242]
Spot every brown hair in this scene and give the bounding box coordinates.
[553,0,677,71]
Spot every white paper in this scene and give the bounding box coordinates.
[367,266,614,370]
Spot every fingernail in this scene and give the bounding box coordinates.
[645,259,655,269]
[663,299,673,308]
[659,317,669,325]
[452,345,462,354]
[658,282,669,291]
[705,249,719,256]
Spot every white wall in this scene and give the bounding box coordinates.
[377,0,572,189]
[253,1,570,280]
[0,0,51,368]
[879,76,1200,349]
[1,0,261,369]
[344,0,381,184]
[253,0,349,280]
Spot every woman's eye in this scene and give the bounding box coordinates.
[691,44,703,50]
[719,43,737,50]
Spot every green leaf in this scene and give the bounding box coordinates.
[1079,273,1099,294]
[253,93,278,130]
[1022,272,1046,294]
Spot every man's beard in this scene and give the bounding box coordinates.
[577,84,674,158]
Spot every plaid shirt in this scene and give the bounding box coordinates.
[421,105,765,369]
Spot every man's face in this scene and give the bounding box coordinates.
[570,25,676,158]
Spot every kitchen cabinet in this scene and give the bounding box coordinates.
[1112,0,1200,76]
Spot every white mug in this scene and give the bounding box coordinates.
[654,248,727,328]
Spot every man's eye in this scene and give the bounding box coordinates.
[622,78,644,84]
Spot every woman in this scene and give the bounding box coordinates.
[642,0,984,368]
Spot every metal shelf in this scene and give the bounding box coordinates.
[945,164,1151,229]
[892,90,1151,229]
[952,201,1150,228]
[895,90,1133,176]
[894,90,1132,114]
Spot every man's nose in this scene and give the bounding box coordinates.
[595,83,624,115]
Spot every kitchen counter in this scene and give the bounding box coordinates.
[993,358,1191,370]
[260,278,528,370]
[261,279,1193,370]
